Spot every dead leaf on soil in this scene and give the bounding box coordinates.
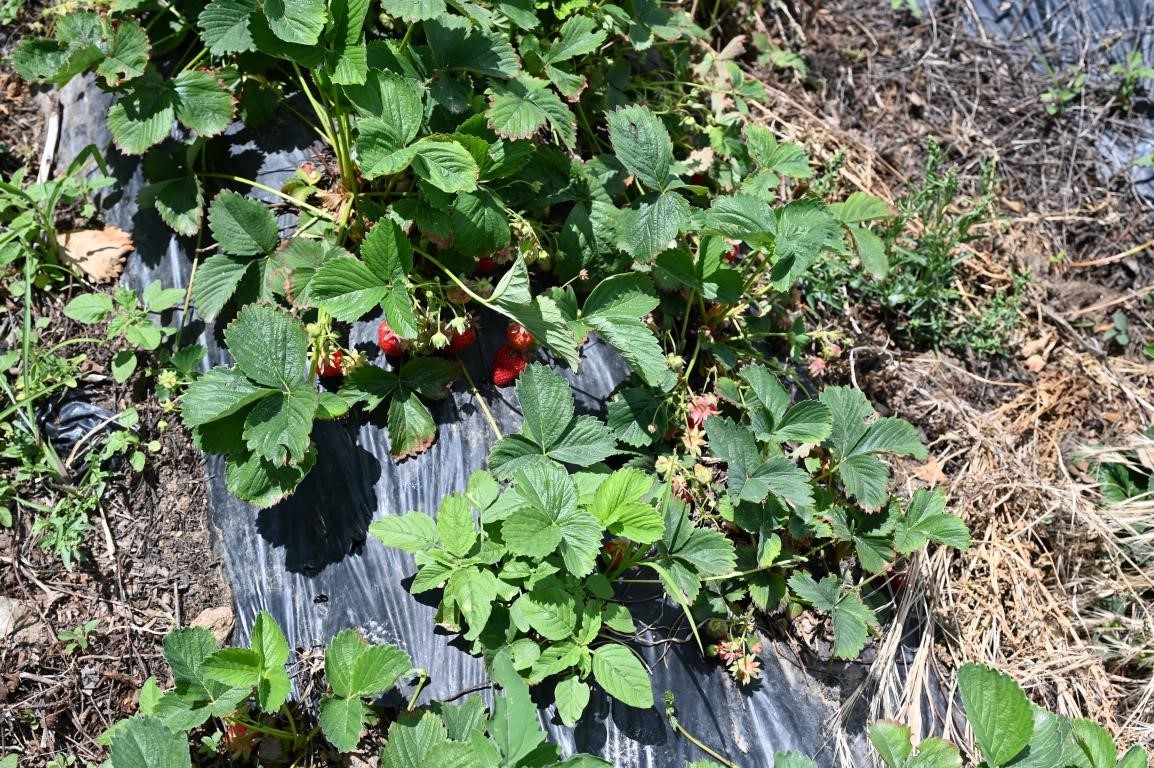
[0,596,48,646]
[190,605,235,645]
[911,456,948,485]
[59,227,133,283]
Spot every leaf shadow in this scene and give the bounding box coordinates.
[254,419,382,575]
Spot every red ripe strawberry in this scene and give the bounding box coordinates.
[317,349,343,378]
[377,320,406,356]
[476,256,500,274]
[446,326,476,355]
[491,344,526,386]
[506,322,534,351]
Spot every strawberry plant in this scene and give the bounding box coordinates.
[96,611,614,765]
[373,363,970,713]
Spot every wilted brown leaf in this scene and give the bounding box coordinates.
[59,227,133,283]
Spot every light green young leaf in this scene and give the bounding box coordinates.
[318,696,368,753]
[589,468,662,543]
[251,610,292,712]
[592,643,653,709]
[490,651,547,764]
[370,513,441,553]
[438,494,477,557]
[908,739,962,768]
[867,721,913,767]
[64,292,114,323]
[1072,719,1117,768]
[829,192,891,224]
[446,567,498,642]
[744,124,812,179]
[555,675,591,727]
[893,487,970,553]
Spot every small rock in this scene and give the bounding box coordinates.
[190,606,234,645]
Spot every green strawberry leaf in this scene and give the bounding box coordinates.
[437,493,477,557]
[180,368,270,427]
[486,76,577,148]
[263,0,325,45]
[225,446,317,507]
[543,15,606,64]
[490,651,548,764]
[893,487,970,554]
[411,137,480,194]
[369,513,441,553]
[107,70,175,155]
[591,643,653,709]
[581,273,674,390]
[240,380,318,465]
[96,19,149,86]
[513,587,578,641]
[867,721,913,767]
[318,696,368,753]
[379,0,446,21]
[957,663,1034,767]
[616,191,690,263]
[787,573,879,659]
[198,0,258,55]
[589,468,662,543]
[607,105,673,192]
[191,254,253,320]
[108,716,191,768]
[224,303,309,389]
[209,190,279,257]
[387,389,438,459]
[172,71,234,137]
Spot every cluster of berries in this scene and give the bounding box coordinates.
[375,318,535,386]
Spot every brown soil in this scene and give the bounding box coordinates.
[0,287,231,764]
[743,0,1154,753]
[0,0,47,178]
[1,2,231,755]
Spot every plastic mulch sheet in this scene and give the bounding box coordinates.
[54,75,903,766]
[966,0,1154,203]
